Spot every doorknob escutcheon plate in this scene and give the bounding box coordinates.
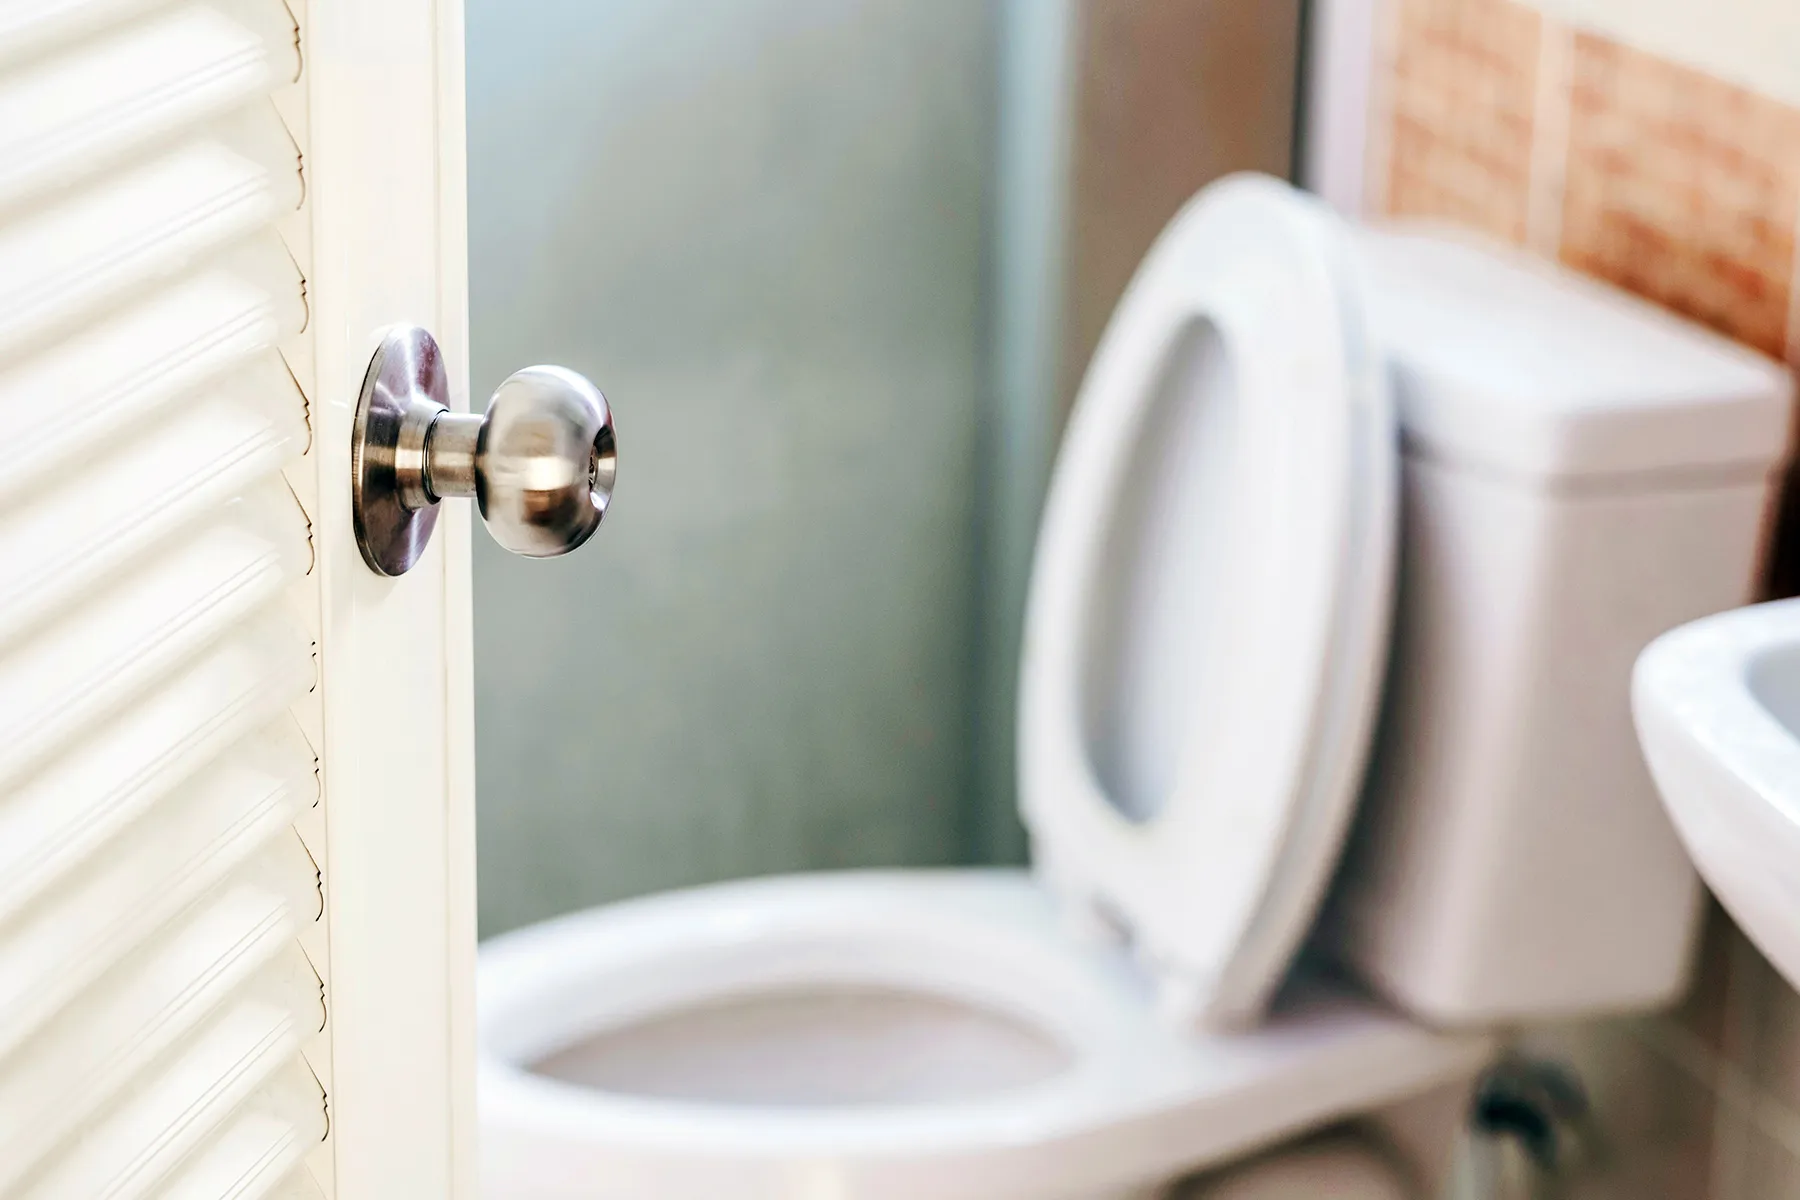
[352,326,616,576]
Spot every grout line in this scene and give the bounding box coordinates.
[1783,198,1800,367]
[1525,15,1574,259]
[1729,1073,1800,1161]
[1639,959,1800,1186]
[1704,942,1800,1172]
[1625,1009,1745,1197]
[1636,1024,1746,1200]
[1632,1015,1718,1088]
[1713,929,1767,1200]
[1582,1018,1800,1195]
[1710,1071,1759,1200]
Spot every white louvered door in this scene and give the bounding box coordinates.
[0,1,476,1198]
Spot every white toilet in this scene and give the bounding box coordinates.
[477,176,1794,1199]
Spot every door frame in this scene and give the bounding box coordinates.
[1300,0,1382,218]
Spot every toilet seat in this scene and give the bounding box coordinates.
[478,871,1489,1200]
[1019,175,1396,1027]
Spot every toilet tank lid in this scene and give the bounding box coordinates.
[1361,226,1795,481]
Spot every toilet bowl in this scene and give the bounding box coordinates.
[480,871,1482,1198]
[478,175,1794,1198]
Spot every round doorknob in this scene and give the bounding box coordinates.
[352,326,617,576]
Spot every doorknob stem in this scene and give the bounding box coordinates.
[423,412,483,502]
[352,326,615,576]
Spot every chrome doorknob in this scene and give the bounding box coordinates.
[352,326,617,576]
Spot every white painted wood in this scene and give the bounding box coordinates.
[0,4,293,208]
[0,267,304,502]
[0,0,473,1195]
[305,0,475,1194]
[1301,0,1380,218]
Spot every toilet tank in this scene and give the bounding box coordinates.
[1325,229,1794,1025]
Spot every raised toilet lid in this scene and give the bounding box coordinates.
[1018,174,1397,1027]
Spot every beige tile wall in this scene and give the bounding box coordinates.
[1383,0,1544,244]
[1375,0,1800,361]
[1370,2,1800,1196]
[1559,34,1800,359]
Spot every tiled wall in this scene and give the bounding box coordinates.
[1374,0,1800,366]
[1367,2,1800,1196]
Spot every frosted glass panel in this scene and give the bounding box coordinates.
[469,0,992,933]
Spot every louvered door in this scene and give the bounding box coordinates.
[0,1,476,1197]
